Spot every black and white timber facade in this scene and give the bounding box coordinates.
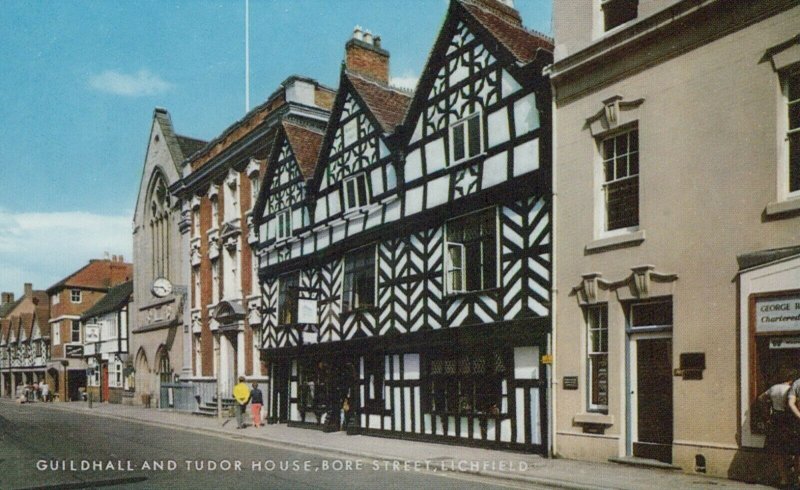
[253,0,553,453]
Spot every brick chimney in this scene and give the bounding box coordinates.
[24,283,32,297]
[345,25,390,84]
[462,0,522,27]
[1,292,13,305]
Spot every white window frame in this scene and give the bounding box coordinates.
[250,174,260,207]
[443,207,499,294]
[586,304,609,413]
[449,111,484,165]
[52,324,60,346]
[783,71,800,200]
[52,294,60,306]
[598,127,639,236]
[276,209,292,240]
[445,242,466,294]
[71,319,81,344]
[343,173,370,211]
[70,289,81,303]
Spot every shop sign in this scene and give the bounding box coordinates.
[297,299,318,324]
[85,325,100,343]
[755,295,800,333]
[769,336,800,349]
[65,345,84,358]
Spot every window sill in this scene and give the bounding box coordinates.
[586,230,645,253]
[444,287,502,300]
[766,197,800,217]
[573,412,614,426]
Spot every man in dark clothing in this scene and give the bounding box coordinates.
[250,383,264,428]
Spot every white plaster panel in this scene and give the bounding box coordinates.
[514,346,540,379]
[327,192,341,216]
[385,164,397,190]
[370,167,384,196]
[405,149,422,182]
[315,197,327,223]
[514,94,539,136]
[405,187,423,215]
[513,139,539,176]
[403,354,420,380]
[482,151,507,189]
[425,138,446,174]
[426,175,449,209]
[487,107,510,148]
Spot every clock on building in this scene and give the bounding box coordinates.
[151,277,173,298]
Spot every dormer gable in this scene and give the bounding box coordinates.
[310,70,410,225]
[398,0,553,215]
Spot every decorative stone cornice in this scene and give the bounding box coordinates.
[572,266,678,304]
[585,95,644,137]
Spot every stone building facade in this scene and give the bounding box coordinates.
[130,108,205,407]
[549,0,800,481]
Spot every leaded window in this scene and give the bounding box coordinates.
[276,210,291,240]
[450,112,482,164]
[278,273,299,325]
[342,247,375,313]
[602,129,639,231]
[343,173,369,211]
[445,208,497,293]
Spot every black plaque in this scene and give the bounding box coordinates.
[65,345,84,358]
[563,376,579,390]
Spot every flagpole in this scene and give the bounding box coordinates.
[245,0,250,113]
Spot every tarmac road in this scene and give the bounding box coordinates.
[0,401,542,490]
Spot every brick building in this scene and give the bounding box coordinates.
[170,77,334,411]
[46,256,132,401]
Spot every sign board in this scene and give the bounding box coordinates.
[297,298,318,324]
[65,345,84,358]
[769,336,800,349]
[85,325,100,343]
[755,295,800,333]
[563,376,579,390]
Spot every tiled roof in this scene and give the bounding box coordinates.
[81,281,133,320]
[346,72,413,133]
[33,306,50,335]
[0,319,8,343]
[20,313,34,339]
[0,297,21,318]
[47,259,132,293]
[459,0,554,64]
[176,135,207,159]
[738,245,800,271]
[283,121,325,180]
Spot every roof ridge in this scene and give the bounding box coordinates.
[462,0,553,43]
[346,70,413,99]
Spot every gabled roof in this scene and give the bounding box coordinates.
[459,0,553,64]
[20,313,33,340]
[33,306,50,337]
[153,108,206,173]
[0,319,9,344]
[81,281,133,320]
[0,297,22,318]
[346,72,413,133]
[283,121,326,179]
[47,259,132,294]
[9,316,20,342]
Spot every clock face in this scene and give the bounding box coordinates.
[151,277,173,298]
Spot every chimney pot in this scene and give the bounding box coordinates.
[363,30,373,45]
[353,25,363,41]
[345,26,390,84]
[374,36,382,48]
[1,292,13,305]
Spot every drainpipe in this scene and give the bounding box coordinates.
[216,333,222,419]
[547,68,558,459]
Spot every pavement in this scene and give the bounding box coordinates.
[5,399,773,490]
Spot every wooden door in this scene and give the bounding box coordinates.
[633,338,673,463]
[102,364,110,402]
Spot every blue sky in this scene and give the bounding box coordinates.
[0,0,551,297]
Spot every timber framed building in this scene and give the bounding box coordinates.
[254,0,554,453]
[0,284,50,398]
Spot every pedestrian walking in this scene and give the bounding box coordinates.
[787,371,800,487]
[250,383,263,428]
[232,376,250,429]
[759,369,796,488]
[40,383,50,402]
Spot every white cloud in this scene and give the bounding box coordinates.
[390,72,418,92]
[0,209,132,296]
[89,69,172,96]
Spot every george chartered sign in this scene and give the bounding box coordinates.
[755,295,800,333]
